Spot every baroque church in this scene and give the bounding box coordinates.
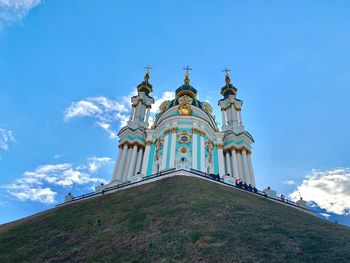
[108,67,256,187]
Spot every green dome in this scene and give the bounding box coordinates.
[175,84,197,99]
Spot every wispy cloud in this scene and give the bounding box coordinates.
[0,0,41,29]
[283,180,296,185]
[289,168,350,215]
[320,213,331,219]
[151,91,175,114]
[3,157,111,204]
[0,128,14,152]
[87,156,111,173]
[64,96,130,139]
[64,91,174,138]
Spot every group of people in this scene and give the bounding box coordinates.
[206,172,258,193]
[208,173,221,181]
[235,179,258,193]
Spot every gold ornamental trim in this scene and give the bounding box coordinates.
[145,140,153,146]
[199,130,206,137]
[175,89,197,99]
[178,104,192,116]
[192,127,199,133]
[216,143,224,149]
[171,127,179,133]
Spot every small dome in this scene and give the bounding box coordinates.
[220,74,237,98]
[136,72,153,95]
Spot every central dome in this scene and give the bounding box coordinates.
[175,84,197,99]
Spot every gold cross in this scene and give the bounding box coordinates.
[183,65,192,74]
[222,67,231,75]
[144,65,152,74]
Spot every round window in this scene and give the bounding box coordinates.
[180,136,188,143]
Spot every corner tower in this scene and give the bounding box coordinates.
[218,68,255,186]
[110,68,155,184]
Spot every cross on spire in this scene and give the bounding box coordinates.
[183,65,192,74]
[222,67,231,76]
[144,65,152,74]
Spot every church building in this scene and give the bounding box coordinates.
[108,67,256,187]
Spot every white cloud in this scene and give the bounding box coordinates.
[6,185,56,204]
[87,156,111,173]
[3,157,111,204]
[0,0,41,29]
[320,213,331,219]
[289,168,350,215]
[0,128,14,151]
[284,180,296,185]
[54,154,63,159]
[64,91,174,138]
[64,96,130,139]
[151,91,175,114]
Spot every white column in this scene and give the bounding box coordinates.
[226,107,232,125]
[127,144,138,179]
[145,108,151,123]
[217,145,225,176]
[238,110,243,126]
[111,146,122,181]
[135,147,144,174]
[129,107,135,121]
[139,106,146,122]
[237,151,243,180]
[141,142,151,175]
[231,149,239,179]
[161,131,170,170]
[231,107,239,127]
[122,147,132,181]
[225,151,232,176]
[200,131,205,172]
[221,110,226,127]
[242,149,250,185]
[117,144,129,182]
[192,130,198,170]
[231,107,237,126]
[169,129,177,168]
[247,153,256,187]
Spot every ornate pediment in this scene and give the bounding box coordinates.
[178,95,193,105]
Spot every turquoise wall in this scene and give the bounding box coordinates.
[165,133,172,169]
[197,131,200,170]
[146,143,155,176]
[213,144,219,174]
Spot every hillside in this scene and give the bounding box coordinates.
[0,176,349,263]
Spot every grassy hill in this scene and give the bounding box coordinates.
[0,176,349,263]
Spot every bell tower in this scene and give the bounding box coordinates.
[127,65,155,129]
[218,68,244,134]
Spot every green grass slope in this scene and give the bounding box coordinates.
[0,176,349,263]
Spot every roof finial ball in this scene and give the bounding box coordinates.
[183,65,192,85]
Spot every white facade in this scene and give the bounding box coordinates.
[107,70,256,187]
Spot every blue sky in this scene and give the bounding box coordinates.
[0,1,349,226]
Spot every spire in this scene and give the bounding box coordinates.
[175,65,197,98]
[183,65,192,85]
[144,65,152,84]
[220,67,237,98]
[223,67,231,86]
[137,65,153,94]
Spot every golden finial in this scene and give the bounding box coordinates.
[183,65,192,85]
[144,65,152,82]
[222,67,231,85]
